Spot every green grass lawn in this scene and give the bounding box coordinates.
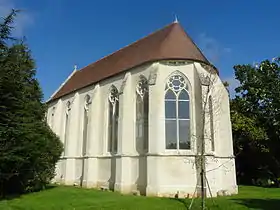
[0,185,280,210]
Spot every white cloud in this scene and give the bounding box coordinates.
[198,33,231,64]
[0,0,33,37]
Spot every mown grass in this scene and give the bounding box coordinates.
[0,185,279,209]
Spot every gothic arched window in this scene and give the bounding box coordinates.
[165,72,190,150]
[82,95,91,156]
[108,86,119,153]
[136,76,149,153]
[64,101,71,155]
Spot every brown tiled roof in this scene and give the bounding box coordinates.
[50,22,212,101]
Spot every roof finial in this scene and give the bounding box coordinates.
[74,64,78,71]
[174,14,179,23]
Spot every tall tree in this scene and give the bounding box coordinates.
[231,57,280,185]
[0,10,63,196]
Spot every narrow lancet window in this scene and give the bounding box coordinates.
[136,77,149,153]
[82,95,91,156]
[108,86,119,153]
[64,101,71,155]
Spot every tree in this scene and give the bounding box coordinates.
[231,57,280,186]
[0,10,63,196]
[188,66,231,210]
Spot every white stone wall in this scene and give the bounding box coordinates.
[47,60,237,197]
[195,62,238,196]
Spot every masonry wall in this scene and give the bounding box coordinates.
[195,63,238,196]
[47,60,238,197]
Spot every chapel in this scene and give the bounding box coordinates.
[46,21,238,197]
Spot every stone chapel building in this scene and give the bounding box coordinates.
[46,21,238,197]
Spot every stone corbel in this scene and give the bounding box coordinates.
[148,63,159,85]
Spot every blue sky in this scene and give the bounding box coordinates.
[1,0,280,99]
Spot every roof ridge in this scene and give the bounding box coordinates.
[78,22,178,72]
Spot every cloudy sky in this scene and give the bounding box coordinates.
[1,0,279,99]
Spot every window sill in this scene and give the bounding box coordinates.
[101,152,118,157]
[161,150,195,156]
[205,151,216,156]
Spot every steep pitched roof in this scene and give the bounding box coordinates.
[50,22,211,101]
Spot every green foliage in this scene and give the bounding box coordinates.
[0,10,63,196]
[0,9,18,48]
[231,57,280,185]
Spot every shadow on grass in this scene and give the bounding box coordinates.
[169,198,189,209]
[170,197,228,210]
[0,184,57,201]
[232,198,280,210]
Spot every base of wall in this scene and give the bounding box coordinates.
[64,179,76,186]
[114,183,133,194]
[217,185,238,196]
[146,185,198,198]
[84,181,98,188]
[146,185,239,198]
[55,155,238,198]
[54,178,238,199]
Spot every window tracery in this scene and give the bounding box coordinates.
[135,77,149,152]
[64,101,72,155]
[82,95,91,156]
[165,72,190,150]
[108,86,119,153]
